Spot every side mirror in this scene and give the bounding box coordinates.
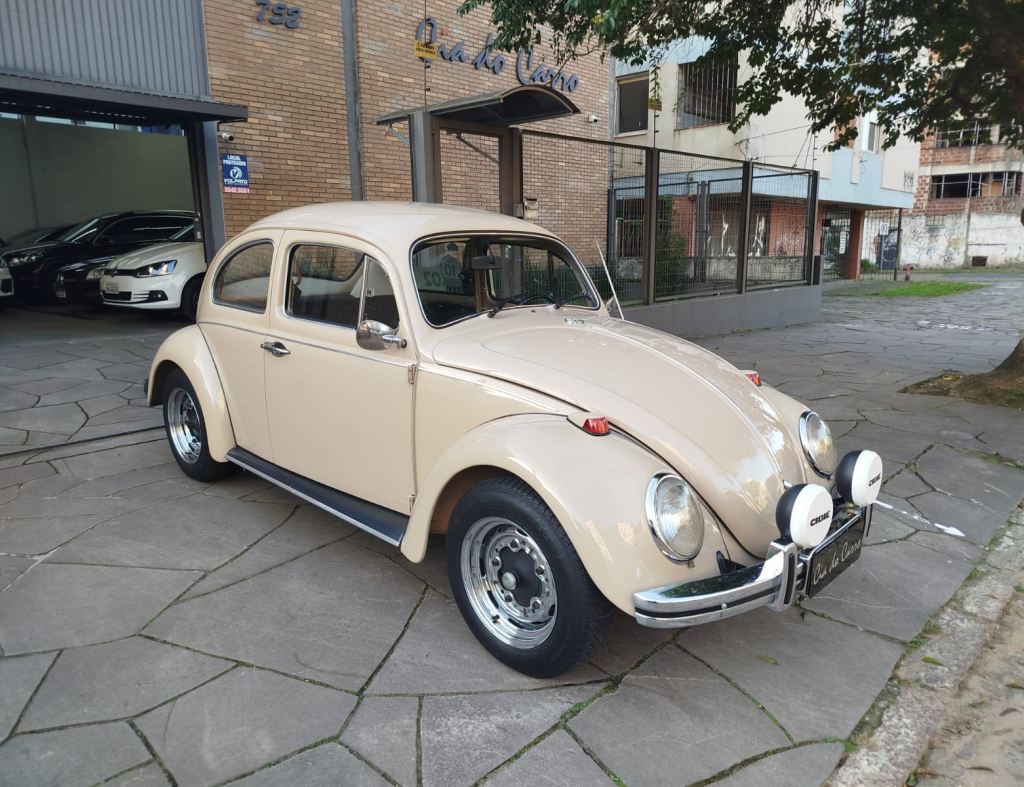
[357,319,406,351]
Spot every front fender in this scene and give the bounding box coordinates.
[147,325,235,462]
[403,414,729,614]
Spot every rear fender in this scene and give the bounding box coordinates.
[147,325,235,462]
[403,414,728,613]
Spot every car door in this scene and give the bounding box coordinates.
[198,232,282,460]
[263,231,416,514]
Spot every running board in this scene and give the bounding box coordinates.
[226,448,408,546]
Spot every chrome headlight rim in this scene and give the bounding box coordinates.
[644,472,706,563]
[799,410,836,479]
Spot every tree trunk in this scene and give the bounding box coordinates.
[994,338,1024,373]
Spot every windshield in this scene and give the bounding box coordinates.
[58,218,106,244]
[411,235,599,327]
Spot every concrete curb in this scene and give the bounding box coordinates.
[829,503,1024,786]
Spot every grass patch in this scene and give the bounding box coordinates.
[863,281,987,298]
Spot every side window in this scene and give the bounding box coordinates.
[213,242,274,312]
[286,244,399,330]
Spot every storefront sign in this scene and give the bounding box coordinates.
[415,17,580,94]
[222,154,250,194]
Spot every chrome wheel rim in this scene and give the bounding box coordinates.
[460,517,557,649]
[167,387,202,464]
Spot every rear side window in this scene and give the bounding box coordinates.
[213,242,274,312]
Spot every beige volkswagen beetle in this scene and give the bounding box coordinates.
[147,202,883,677]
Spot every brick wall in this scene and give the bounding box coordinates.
[204,0,351,238]
[356,0,611,202]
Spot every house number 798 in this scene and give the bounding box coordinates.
[254,0,301,29]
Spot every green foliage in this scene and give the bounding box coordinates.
[459,0,1024,150]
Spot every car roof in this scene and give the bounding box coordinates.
[246,202,556,249]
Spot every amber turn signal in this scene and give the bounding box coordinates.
[742,370,762,386]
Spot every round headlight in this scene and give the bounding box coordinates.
[645,474,705,561]
[799,411,836,478]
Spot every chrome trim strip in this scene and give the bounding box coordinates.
[634,509,864,628]
[226,452,403,546]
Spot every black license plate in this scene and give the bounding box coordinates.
[805,516,866,597]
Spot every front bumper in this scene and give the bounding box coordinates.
[100,273,176,309]
[634,505,870,628]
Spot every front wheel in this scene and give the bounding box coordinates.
[162,368,233,481]
[447,476,610,677]
[180,276,204,322]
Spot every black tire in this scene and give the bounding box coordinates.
[447,475,611,677]
[162,367,233,482]
[180,276,204,322]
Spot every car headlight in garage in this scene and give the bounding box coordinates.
[645,473,705,561]
[6,252,42,267]
[135,260,177,277]
[799,411,837,478]
[86,267,105,280]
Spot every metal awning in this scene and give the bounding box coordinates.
[377,84,579,127]
[0,73,248,125]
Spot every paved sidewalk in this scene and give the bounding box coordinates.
[0,277,1022,786]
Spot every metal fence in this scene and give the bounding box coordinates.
[520,130,817,307]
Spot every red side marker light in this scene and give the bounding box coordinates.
[743,371,762,386]
[582,417,610,436]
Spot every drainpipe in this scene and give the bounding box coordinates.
[340,0,364,199]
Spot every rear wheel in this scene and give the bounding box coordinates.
[162,368,232,481]
[447,475,610,677]
[180,276,203,322]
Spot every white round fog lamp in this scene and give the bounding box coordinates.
[776,483,834,549]
[645,474,705,561]
[800,411,837,478]
[835,450,883,507]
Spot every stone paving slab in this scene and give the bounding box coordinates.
[144,540,426,691]
[0,281,1022,785]
[715,742,846,787]
[135,667,356,786]
[20,637,232,730]
[0,722,151,787]
[681,607,904,741]
[569,645,791,786]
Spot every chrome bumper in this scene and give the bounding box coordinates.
[633,507,868,628]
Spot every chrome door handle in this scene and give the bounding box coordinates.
[260,340,291,357]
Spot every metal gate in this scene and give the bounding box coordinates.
[859,209,902,280]
[820,208,852,280]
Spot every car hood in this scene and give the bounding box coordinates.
[107,242,198,271]
[431,314,811,557]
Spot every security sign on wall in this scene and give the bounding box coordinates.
[222,154,250,194]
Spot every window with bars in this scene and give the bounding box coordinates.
[676,59,738,129]
[616,74,649,134]
[934,120,992,148]
[930,171,1023,199]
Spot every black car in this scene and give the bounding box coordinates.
[53,221,199,305]
[0,223,76,251]
[0,211,197,300]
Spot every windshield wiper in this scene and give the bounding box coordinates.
[487,292,550,317]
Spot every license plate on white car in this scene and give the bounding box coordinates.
[103,280,118,295]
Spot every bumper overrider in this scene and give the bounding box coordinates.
[634,504,871,628]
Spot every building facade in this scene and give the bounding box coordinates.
[612,40,919,281]
[902,122,1024,267]
[1,0,821,335]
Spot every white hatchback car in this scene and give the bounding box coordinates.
[100,241,207,320]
